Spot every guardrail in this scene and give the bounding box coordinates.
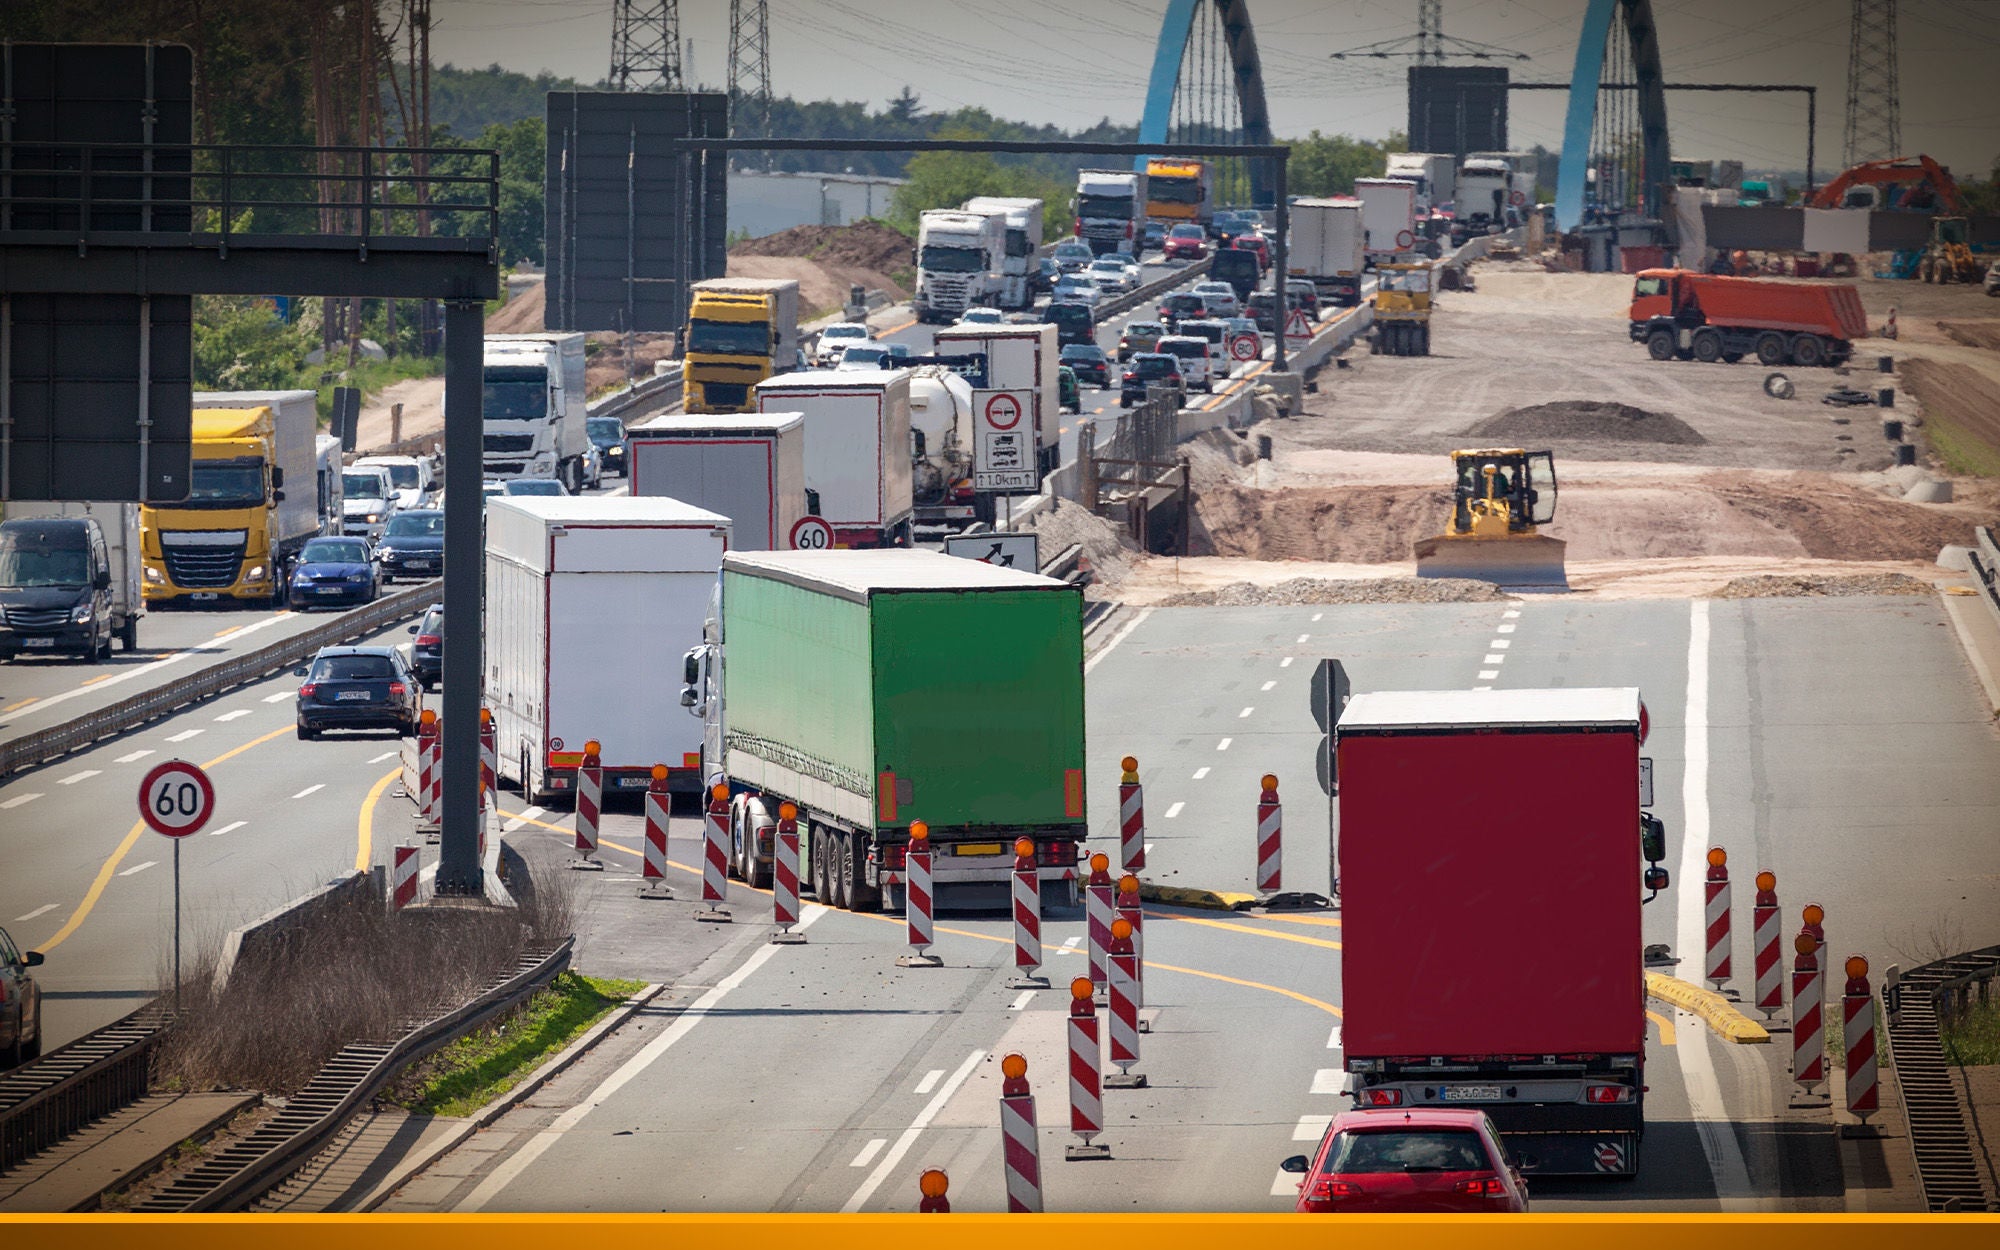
[136,937,573,1212]
[1968,527,2000,633]
[588,364,685,426]
[1882,942,2000,1212]
[0,1002,174,1171]
[0,583,438,780]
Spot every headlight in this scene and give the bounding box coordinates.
[365,513,381,524]
[144,566,163,584]
[245,565,265,583]
[71,603,93,623]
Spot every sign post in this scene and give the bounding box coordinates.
[138,759,216,1010]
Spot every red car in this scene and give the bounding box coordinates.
[1233,232,1271,271]
[1280,1108,1530,1213]
[1162,223,1208,260]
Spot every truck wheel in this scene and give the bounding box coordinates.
[1755,333,1788,366]
[1645,330,1675,361]
[829,836,852,910]
[808,828,828,900]
[1791,334,1826,367]
[120,618,138,651]
[1690,329,1724,363]
[1416,325,1431,356]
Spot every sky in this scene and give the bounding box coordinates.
[429,0,2000,178]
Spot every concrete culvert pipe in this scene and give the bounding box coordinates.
[1763,372,1796,400]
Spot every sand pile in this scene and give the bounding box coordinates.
[1467,401,1707,446]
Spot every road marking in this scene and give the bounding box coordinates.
[1473,685,1492,691]
[80,675,114,686]
[456,907,829,1212]
[1261,680,1276,691]
[849,1139,887,1168]
[1328,1025,1343,1049]
[263,692,292,703]
[1496,623,1516,634]
[0,614,293,726]
[209,820,246,838]
[13,904,58,923]
[369,751,399,764]
[213,709,252,722]
[1296,634,1309,644]
[1164,802,1184,818]
[913,1069,945,1096]
[1489,639,1510,649]
[1310,1068,1345,1095]
[1310,613,1323,622]
[119,860,157,877]
[1270,1169,1299,1198]
[1647,1009,1678,1046]
[0,793,41,809]
[1008,991,1034,1011]
[1294,1114,1333,1141]
[1483,654,1505,665]
[1165,913,1341,951]
[1192,766,1210,780]
[1061,935,1082,950]
[292,783,325,799]
[114,750,154,764]
[1279,657,1294,668]
[1238,706,1254,718]
[1216,737,1232,751]
[1084,606,1152,675]
[1503,609,1520,619]
[355,766,402,872]
[166,729,203,742]
[1478,670,1500,680]
[58,770,102,785]
[2,697,36,712]
[842,1049,986,1214]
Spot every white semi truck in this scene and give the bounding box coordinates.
[913,209,1007,324]
[480,332,591,492]
[1455,157,1514,239]
[1383,152,1456,213]
[961,196,1044,310]
[754,371,914,549]
[1074,168,1146,256]
[1354,178,1420,265]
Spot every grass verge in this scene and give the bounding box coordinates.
[389,973,646,1118]
[1944,995,2000,1066]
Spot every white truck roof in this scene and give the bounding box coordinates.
[724,548,1065,603]
[1338,687,1642,732]
[629,412,805,437]
[757,370,906,391]
[488,495,730,527]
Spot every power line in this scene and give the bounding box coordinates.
[610,0,682,92]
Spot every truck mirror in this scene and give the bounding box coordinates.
[272,489,286,503]
[805,488,822,515]
[912,430,927,458]
[1643,865,1670,898]
[1640,814,1666,864]
[679,687,698,709]
[682,648,700,686]
[94,570,111,591]
[271,466,285,488]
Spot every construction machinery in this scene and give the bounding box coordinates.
[1806,155,1963,214]
[1413,449,1567,591]
[1371,262,1433,357]
[1918,217,1984,284]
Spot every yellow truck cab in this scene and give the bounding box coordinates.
[684,279,802,414]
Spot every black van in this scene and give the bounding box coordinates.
[1043,300,1096,347]
[1209,248,1261,301]
[0,518,114,662]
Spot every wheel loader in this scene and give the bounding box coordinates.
[1371,262,1433,357]
[1412,449,1568,591]
[1918,217,1983,284]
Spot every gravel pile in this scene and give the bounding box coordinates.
[1025,499,1138,586]
[1468,400,1708,446]
[731,220,914,271]
[1158,576,1509,607]
[1712,573,1934,599]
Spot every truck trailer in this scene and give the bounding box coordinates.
[1336,686,1662,1177]
[753,371,914,549]
[1287,197,1367,307]
[930,323,1062,479]
[961,197,1045,310]
[683,548,1087,909]
[1383,152,1456,214]
[1354,178,1420,264]
[625,412,807,552]
[683,278,804,413]
[485,495,731,802]
[1628,269,1868,367]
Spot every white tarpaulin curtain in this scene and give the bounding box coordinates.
[1802,208,1871,255]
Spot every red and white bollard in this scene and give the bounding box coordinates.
[1118,755,1145,871]
[1116,873,1146,1020]
[478,708,498,862]
[1065,977,1110,1160]
[1843,954,1878,1125]
[390,843,420,911]
[1704,846,1732,992]
[1753,870,1782,1021]
[917,1168,950,1214]
[1256,773,1282,893]
[896,820,939,965]
[1105,916,1146,1088]
[572,738,604,870]
[997,1053,1044,1212]
[1009,837,1045,987]
[415,710,439,829]
[697,781,731,922]
[1085,853,1114,993]
[771,800,807,944]
[1792,931,1825,1097]
[637,764,673,899]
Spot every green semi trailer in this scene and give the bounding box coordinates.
[682,549,1087,912]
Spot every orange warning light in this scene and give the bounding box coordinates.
[1090,853,1109,873]
[1014,837,1035,859]
[909,819,929,841]
[584,739,601,757]
[1845,955,1869,979]
[419,708,437,727]
[1706,847,1727,868]
[1803,903,1825,926]
[1755,871,1775,892]
[1795,933,1817,956]
[479,707,492,725]
[650,764,668,782]
[779,801,798,822]
[918,1169,948,1198]
[1000,1053,1027,1080]
[1071,977,1093,1001]
[1260,773,1279,794]
[710,782,729,802]
[1111,917,1133,941]
[1117,874,1139,896]
[1120,754,1138,772]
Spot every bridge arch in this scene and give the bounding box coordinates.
[1556,0,1670,231]
[1138,0,1275,205]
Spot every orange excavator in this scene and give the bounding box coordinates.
[1806,155,1964,213]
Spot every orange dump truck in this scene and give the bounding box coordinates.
[1628,269,1868,368]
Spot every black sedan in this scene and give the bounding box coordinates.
[295,645,418,740]
[374,509,443,583]
[1120,352,1187,408]
[405,602,443,690]
[586,416,628,478]
[1060,343,1112,388]
[287,537,380,610]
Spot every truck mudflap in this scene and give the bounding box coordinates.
[1500,1129,1641,1177]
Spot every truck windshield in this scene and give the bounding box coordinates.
[484,365,549,421]
[186,462,266,508]
[343,472,389,500]
[0,540,88,587]
[1150,177,1202,205]
[1633,277,1665,297]
[919,245,984,273]
[371,462,419,488]
[1078,194,1134,218]
[688,319,771,354]
[1002,229,1031,258]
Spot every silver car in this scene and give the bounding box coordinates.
[1192,281,1242,318]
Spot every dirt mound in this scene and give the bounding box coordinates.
[1193,483,1449,563]
[1024,498,1139,588]
[1937,320,2000,353]
[1468,401,1707,446]
[1157,577,1507,607]
[489,279,546,334]
[732,220,914,272]
[1712,573,1934,599]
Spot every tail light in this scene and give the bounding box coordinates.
[1309,1178,1360,1200]
[416,634,441,647]
[389,682,407,697]
[950,479,975,501]
[1586,1084,1634,1104]
[1122,371,1137,383]
[1455,1178,1508,1195]
[884,842,908,870]
[298,683,318,698]
[1363,1088,1403,1107]
[1037,841,1076,867]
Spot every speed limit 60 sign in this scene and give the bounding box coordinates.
[139,759,216,838]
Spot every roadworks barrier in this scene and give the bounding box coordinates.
[1136,881,1258,912]
[1645,970,1771,1044]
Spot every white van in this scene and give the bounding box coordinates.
[1176,318,1232,377]
[1157,336,1214,393]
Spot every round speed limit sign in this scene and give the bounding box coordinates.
[789,515,835,550]
[1230,334,1258,362]
[138,759,216,838]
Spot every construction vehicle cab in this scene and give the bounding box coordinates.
[1372,262,1433,357]
[1414,449,1567,591]
[1919,217,1982,285]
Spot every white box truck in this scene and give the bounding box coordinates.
[754,371,914,549]
[913,209,1007,323]
[931,323,1061,478]
[625,412,807,552]
[1355,178,1420,264]
[1287,197,1367,307]
[485,495,731,802]
[961,196,1045,310]
[1455,157,1513,238]
[480,332,591,492]
[0,500,144,650]
[1384,152,1456,213]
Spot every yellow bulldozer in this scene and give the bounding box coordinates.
[1371,262,1433,356]
[1413,448,1568,591]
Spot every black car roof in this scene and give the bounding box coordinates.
[313,645,401,659]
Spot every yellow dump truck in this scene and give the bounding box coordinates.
[683,278,803,414]
[1371,262,1434,357]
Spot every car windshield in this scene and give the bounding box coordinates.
[0,540,88,587]
[365,462,420,489]
[1055,245,1091,260]
[312,653,397,682]
[1105,253,1136,266]
[1125,323,1162,336]
[587,418,624,445]
[1166,296,1202,311]
[1161,341,1204,360]
[506,480,567,495]
[302,539,369,563]
[1046,304,1091,329]
[1061,346,1104,361]
[841,346,890,365]
[342,472,389,500]
[1170,225,1204,239]
[1326,1129,1490,1175]
[384,513,442,537]
[824,325,867,341]
[1132,357,1178,378]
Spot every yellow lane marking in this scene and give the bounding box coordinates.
[877,316,917,336]
[38,725,292,953]
[4,698,38,711]
[80,675,114,686]
[1646,1009,1678,1046]
[499,806,695,876]
[1159,912,1341,950]
[212,626,240,639]
[1259,913,1342,929]
[355,766,401,872]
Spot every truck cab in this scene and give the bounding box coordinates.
[143,404,313,605]
[914,211,1005,324]
[684,280,802,413]
[0,517,115,662]
[481,334,589,491]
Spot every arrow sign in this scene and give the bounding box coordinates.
[944,532,1038,571]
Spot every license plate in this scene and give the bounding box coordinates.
[1443,1086,1503,1102]
[336,690,373,701]
[191,592,218,601]
[315,587,343,595]
[951,842,1004,857]
[23,636,55,648]
[407,561,435,570]
[614,776,648,789]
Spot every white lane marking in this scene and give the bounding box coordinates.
[1164,802,1185,819]
[1084,606,1153,674]
[0,793,42,809]
[292,783,325,799]
[849,1138,887,1168]
[166,729,203,743]
[213,709,253,722]
[1261,680,1276,691]
[208,820,246,838]
[1473,685,1493,691]
[456,908,826,1211]
[13,903,59,923]
[1296,634,1309,644]
[1238,706,1254,719]
[0,613,293,726]
[1270,1169,1300,1198]
[1311,613,1323,622]
[1502,609,1520,619]
[263,691,293,704]
[1490,639,1511,649]
[1009,991,1034,1011]
[1294,1114,1333,1141]
[369,751,399,764]
[1327,1025,1343,1049]
[1192,766,1210,780]
[843,1051,987,1214]
[1061,936,1082,951]
[1310,1068,1345,1095]
[1483,654,1505,665]
[119,860,157,877]
[1216,737,1232,751]
[58,770,102,785]
[1496,623,1516,634]
[114,750,155,764]
[1279,657,1294,668]
[1144,841,1155,859]
[1478,670,1500,681]
[913,1069,945,1096]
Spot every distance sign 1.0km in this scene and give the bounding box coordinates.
[139,759,216,838]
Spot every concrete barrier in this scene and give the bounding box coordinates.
[212,870,378,992]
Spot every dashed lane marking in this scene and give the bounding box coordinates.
[1216,737,1232,751]
[1009,991,1034,1011]
[1279,657,1294,668]
[841,1049,985,1214]
[1238,706,1254,718]
[1311,613,1323,622]
[1478,670,1500,681]
[1503,609,1520,619]
[1,793,42,809]
[262,692,292,704]
[80,675,114,686]
[118,861,157,877]
[58,770,101,785]
[1294,1114,1333,1141]
[1496,623,1516,634]
[293,783,325,799]
[1164,802,1185,818]
[1490,639,1511,649]
[1474,685,1493,691]
[1483,654,1505,665]
[114,750,154,764]
[1310,1068,1344,1095]
[13,904,59,923]
[2,698,36,712]
[209,821,246,838]
[166,729,203,743]
[1261,680,1276,691]
[214,709,252,722]
[1328,1025,1343,1049]
[1192,766,1210,780]
[913,1069,944,1096]
[369,751,399,764]
[1296,634,1309,644]
[849,1139,887,1168]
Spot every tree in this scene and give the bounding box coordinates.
[1286,130,1395,198]
[887,86,924,125]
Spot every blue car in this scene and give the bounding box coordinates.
[288,536,380,610]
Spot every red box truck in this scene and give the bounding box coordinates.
[1629,268,1869,368]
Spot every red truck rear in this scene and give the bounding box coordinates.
[1335,687,1663,1177]
[1628,268,1868,368]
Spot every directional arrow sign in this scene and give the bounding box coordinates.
[944,532,1038,572]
